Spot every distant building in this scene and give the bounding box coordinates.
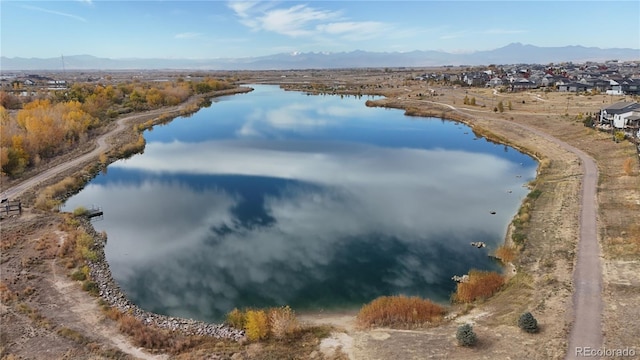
[606,79,623,95]
[47,80,67,90]
[486,77,503,87]
[620,78,640,95]
[510,78,537,91]
[558,82,593,93]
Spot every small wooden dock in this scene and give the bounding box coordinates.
[86,207,104,220]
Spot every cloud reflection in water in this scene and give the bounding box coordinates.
[67,140,532,321]
[64,86,536,322]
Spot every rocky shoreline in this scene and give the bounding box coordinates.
[80,218,247,341]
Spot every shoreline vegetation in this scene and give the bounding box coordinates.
[33,83,526,334]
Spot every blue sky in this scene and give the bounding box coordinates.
[1,1,639,59]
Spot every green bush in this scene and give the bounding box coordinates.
[70,269,86,281]
[512,232,526,245]
[527,189,542,199]
[456,323,477,347]
[518,312,539,333]
[82,281,99,297]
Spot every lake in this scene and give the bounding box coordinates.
[63,84,537,322]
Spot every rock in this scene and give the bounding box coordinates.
[77,218,246,341]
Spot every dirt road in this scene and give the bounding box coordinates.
[1,107,171,201]
[564,146,602,359]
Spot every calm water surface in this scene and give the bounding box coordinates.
[64,85,537,322]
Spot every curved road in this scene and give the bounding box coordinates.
[422,100,602,358]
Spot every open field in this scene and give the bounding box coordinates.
[1,69,639,359]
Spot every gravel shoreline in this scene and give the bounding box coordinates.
[80,218,247,341]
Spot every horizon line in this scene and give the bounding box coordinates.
[2,42,640,61]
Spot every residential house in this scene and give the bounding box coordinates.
[600,102,640,130]
[620,78,640,95]
[623,114,640,138]
[606,79,623,95]
[510,78,537,91]
[555,77,574,86]
[583,78,610,92]
[463,72,489,87]
[47,80,67,90]
[540,74,559,87]
[486,77,503,87]
[438,73,459,83]
[558,82,593,93]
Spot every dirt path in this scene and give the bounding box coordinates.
[1,107,172,201]
[47,231,167,360]
[564,147,602,359]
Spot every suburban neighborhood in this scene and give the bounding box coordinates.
[415,60,640,142]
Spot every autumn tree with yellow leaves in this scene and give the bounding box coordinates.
[1,100,95,176]
[1,78,232,177]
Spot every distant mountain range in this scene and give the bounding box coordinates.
[1,43,638,71]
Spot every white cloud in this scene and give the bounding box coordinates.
[84,139,535,301]
[227,1,258,18]
[112,139,528,194]
[264,103,330,129]
[227,1,273,31]
[21,5,87,22]
[174,32,202,39]
[236,102,344,137]
[64,179,239,278]
[316,21,389,40]
[484,28,527,35]
[440,31,467,40]
[227,1,392,41]
[258,4,340,37]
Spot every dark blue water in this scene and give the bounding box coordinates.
[64,85,537,322]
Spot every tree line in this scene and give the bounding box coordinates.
[1,78,233,177]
